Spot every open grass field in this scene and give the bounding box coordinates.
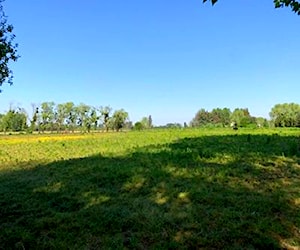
[0,128,300,249]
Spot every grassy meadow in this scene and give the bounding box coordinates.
[0,128,300,249]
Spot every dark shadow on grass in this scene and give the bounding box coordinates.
[0,134,299,249]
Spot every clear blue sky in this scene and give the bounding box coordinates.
[1,0,299,125]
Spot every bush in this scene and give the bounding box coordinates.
[133,122,143,131]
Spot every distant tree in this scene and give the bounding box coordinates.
[135,116,153,130]
[140,117,150,129]
[56,103,67,132]
[100,106,112,132]
[296,112,300,127]
[270,103,300,127]
[190,108,212,127]
[148,115,153,128]
[203,0,300,15]
[1,111,10,132]
[90,107,99,131]
[111,109,129,132]
[75,103,90,132]
[64,102,76,132]
[211,108,231,127]
[0,113,4,131]
[1,109,27,132]
[53,102,77,133]
[134,121,143,131]
[165,123,182,129]
[29,105,39,132]
[0,0,19,88]
[124,121,133,130]
[40,102,55,132]
[256,117,269,128]
[231,108,255,128]
[13,110,27,131]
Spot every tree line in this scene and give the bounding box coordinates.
[0,102,130,133]
[0,102,299,133]
[190,103,300,128]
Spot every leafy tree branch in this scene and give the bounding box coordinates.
[203,0,300,15]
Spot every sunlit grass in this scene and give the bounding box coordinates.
[0,128,299,249]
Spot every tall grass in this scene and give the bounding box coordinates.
[0,128,299,249]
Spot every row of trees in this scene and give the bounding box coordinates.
[190,107,264,128]
[191,103,300,128]
[270,103,300,127]
[1,102,299,133]
[0,102,130,133]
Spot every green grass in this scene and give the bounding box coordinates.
[0,128,300,249]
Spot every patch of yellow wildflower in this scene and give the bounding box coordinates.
[0,134,88,145]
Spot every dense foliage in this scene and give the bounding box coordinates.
[270,103,300,127]
[0,0,18,87]
[0,109,27,132]
[190,108,231,128]
[191,103,299,128]
[134,115,153,130]
[190,107,267,128]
